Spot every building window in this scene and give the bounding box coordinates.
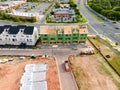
[13,35,16,37]
[12,39,17,42]
[44,35,47,37]
[51,38,55,40]
[58,38,63,40]
[43,38,48,40]
[12,39,15,42]
[73,34,78,36]
[66,38,70,40]
[73,37,78,39]
[81,34,83,36]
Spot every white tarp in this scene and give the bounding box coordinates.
[32,81,47,90]
[20,63,48,90]
[25,63,47,73]
[20,84,31,90]
[32,72,46,82]
[21,72,46,84]
[20,81,47,90]
[20,74,32,84]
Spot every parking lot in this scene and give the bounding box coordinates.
[15,2,38,12]
[28,3,50,15]
[15,2,50,15]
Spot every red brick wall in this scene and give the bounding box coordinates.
[54,14,69,17]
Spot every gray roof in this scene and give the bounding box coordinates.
[8,26,19,34]
[54,8,75,15]
[0,26,4,34]
[0,25,35,35]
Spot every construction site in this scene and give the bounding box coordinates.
[0,56,60,90]
[39,25,88,44]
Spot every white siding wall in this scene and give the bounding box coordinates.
[0,27,38,46]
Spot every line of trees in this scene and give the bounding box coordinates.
[88,0,120,21]
[27,0,55,2]
[69,0,82,22]
[0,12,36,23]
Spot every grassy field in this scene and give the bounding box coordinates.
[88,36,120,75]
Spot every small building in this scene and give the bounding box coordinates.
[0,25,39,46]
[7,10,40,21]
[54,8,75,17]
[50,3,76,22]
[39,25,88,44]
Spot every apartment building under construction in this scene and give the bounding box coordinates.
[39,25,88,44]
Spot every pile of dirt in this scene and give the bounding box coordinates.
[0,57,60,90]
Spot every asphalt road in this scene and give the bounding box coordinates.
[78,0,120,44]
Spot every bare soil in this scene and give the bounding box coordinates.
[69,55,118,90]
[0,57,60,90]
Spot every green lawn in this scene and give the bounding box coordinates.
[109,57,120,74]
[88,36,120,75]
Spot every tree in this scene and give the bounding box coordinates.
[75,8,80,15]
[76,15,80,22]
[115,42,119,45]
[30,17,36,22]
[2,13,7,19]
[50,11,54,15]
[55,2,60,8]
[14,16,20,22]
[61,2,64,4]
[91,4,103,13]
[113,6,120,11]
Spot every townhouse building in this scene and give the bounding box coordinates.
[0,25,39,46]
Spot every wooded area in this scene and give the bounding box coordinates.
[88,0,120,21]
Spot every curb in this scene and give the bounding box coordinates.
[54,56,63,90]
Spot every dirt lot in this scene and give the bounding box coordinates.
[0,57,60,90]
[69,55,118,90]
